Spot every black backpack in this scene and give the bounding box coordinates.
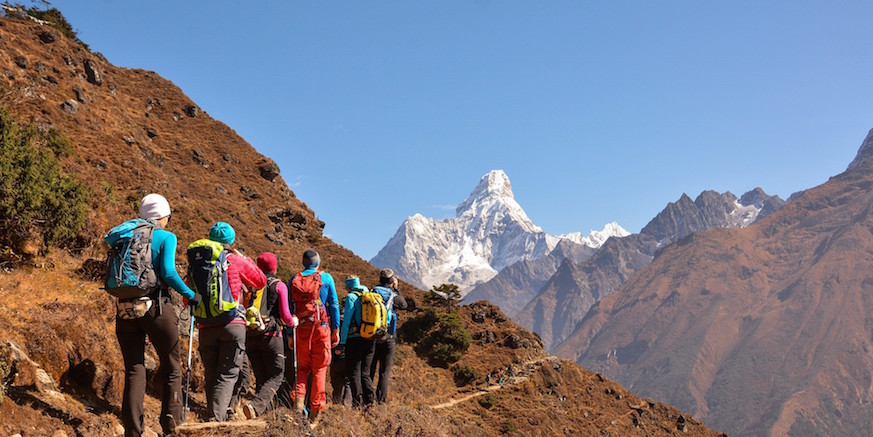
[250,275,282,332]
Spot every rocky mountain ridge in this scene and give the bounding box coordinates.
[556,128,873,436]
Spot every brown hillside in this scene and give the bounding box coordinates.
[559,131,873,435]
[0,15,721,436]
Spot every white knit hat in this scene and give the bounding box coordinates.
[139,193,171,220]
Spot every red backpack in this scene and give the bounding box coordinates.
[289,272,328,322]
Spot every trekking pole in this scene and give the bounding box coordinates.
[184,313,195,422]
[292,325,298,406]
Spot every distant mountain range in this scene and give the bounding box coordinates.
[555,128,873,436]
[370,170,628,292]
[477,187,785,351]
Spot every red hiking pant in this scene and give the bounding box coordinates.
[295,321,332,412]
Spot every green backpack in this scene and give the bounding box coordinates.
[187,239,239,325]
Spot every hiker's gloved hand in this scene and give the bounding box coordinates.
[187,293,202,308]
[331,329,340,348]
[288,315,299,329]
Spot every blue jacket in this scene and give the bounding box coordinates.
[151,229,195,299]
[339,288,365,346]
[289,269,340,330]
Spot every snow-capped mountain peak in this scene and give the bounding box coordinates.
[457,169,514,212]
[371,170,625,293]
[558,222,630,249]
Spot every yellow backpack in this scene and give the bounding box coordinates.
[354,288,388,339]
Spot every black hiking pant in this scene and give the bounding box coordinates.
[199,322,246,422]
[370,335,397,404]
[116,296,182,437]
[345,336,375,408]
[245,332,286,415]
[330,346,352,406]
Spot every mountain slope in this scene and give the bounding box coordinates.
[0,14,722,437]
[559,128,873,436]
[371,169,627,292]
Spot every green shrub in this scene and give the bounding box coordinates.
[401,306,471,367]
[0,343,11,405]
[425,283,462,310]
[42,127,75,157]
[400,306,440,344]
[0,109,91,252]
[452,364,478,387]
[478,393,498,409]
[501,420,516,434]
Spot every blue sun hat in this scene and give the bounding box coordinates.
[209,222,236,245]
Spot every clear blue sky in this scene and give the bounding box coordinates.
[47,1,873,259]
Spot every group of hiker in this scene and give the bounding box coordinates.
[105,194,407,436]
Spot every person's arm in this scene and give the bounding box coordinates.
[393,291,408,310]
[275,281,297,327]
[339,293,356,346]
[323,273,341,330]
[157,232,195,300]
[322,273,341,347]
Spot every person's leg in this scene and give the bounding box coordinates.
[116,317,146,437]
[308,324,333,414]
[360,339,376,407]
[210,323,246,421]
[342,371,353,407]
[274,334,294,409]
[246,336,265,391]
[370,340,384,399]
[250,334,286,415]
[229,352,251,418]
[375,337,396,404]
[329,347,345,404]
[198,326,221,420]
[295,323,314,410]
[143,298,183,433]
[345,337,364,408]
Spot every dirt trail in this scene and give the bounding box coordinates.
[175,420,267,433]
[430,356,552,410]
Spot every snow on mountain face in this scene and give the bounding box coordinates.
[640,189,785,247]
[559,222,630,248]
[370,170,625,293]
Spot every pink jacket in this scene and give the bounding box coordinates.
[217,253,266,326]
[227,253,266,303]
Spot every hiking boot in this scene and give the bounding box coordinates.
[160,414,177,436]
[243,402,257,420]
[309,410,321,429]
[295,397,305,414]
